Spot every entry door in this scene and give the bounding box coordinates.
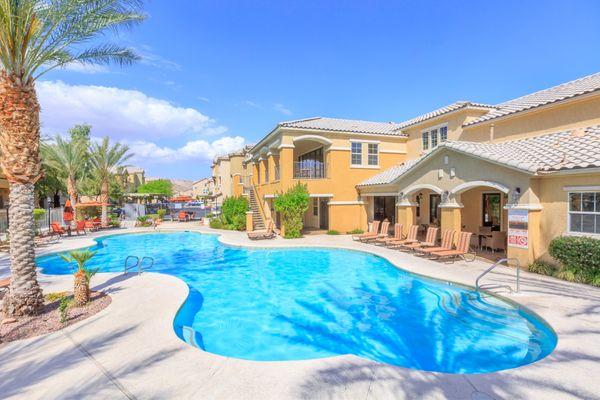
[429,194,441,224]
[482,193,501,230]
[319,199,329,229]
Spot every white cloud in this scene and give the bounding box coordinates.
[274,103,292,115]
[197,97,210,103]
[60,62,109,74]
[135,45,181,71]
[243,100,261,108]
[128,136,246,164]
[37,80,227,140]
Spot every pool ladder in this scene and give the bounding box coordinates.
[476,258,520,293]
[123,255,154,275]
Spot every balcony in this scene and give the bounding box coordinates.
[293,161,328,179]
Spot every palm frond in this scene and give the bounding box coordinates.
[0,0,145,81]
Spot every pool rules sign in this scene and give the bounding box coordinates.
[508,209,528,249]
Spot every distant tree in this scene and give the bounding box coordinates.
[137,179,173,196]
[89,137,132,226]
[69,124,91,148]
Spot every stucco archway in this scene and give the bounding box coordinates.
[450,180,510,196]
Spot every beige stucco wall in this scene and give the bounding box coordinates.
[536,173,600,263]
[460,93,600,143]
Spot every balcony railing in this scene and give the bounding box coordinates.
[293,161,328,179]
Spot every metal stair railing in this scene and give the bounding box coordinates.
[476,257,520,293]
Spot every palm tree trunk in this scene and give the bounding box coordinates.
[3,183,44,315]
[0,73,45,316]
[67,175,78,219]
[100,179,109,226]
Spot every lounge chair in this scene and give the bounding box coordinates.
[352,220,380,241]
[375,223,403,245]
[248,220,275,240]
[430,232,476,262]
[417,229,456,255]
[50,223,66,237]
[363,221,390,243]
[85,220,99,232]
[75,220,86,235]
[402,226,439,251]
[386,225,419,247]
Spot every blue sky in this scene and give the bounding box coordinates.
[40,0,600,180]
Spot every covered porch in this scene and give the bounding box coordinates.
[358,147,542,266]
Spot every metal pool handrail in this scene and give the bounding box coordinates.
[476,257,520,293]
[123,255,155,275]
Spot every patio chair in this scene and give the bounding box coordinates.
[0,277,9,299]
[417,229,456,255]
[375,223,403,245]
[75,220,86,235]
[430,232,476,263]
[363,221,390,243]
[178,211,190,222]
[402,226,439,251]
[352,220,380,241]
[50,223,66,237]
[247,220,275,240]
[386,225,419,247]
[484,231,507,253]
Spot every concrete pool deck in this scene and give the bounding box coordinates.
[0,223,599,399]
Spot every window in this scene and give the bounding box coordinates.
[430,129,438,148]
[421,132,429,150]
[422,124,447,151]
[367,143,379,166]
[569,192,600,234]
[351,142,362,165]
[313,198,318,216]
[440,126,448,142]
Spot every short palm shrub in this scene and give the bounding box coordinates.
[528,261,556,276]
[327,230,340,235]
[60,250,98,306]
[548,236,600,286]
[59,296,70,323]
[136,215,152,227]
[221,196,248,231]
[274,183,310,239]
[157,209,166,220]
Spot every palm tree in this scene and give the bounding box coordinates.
[41,135,87,214]
[0,1,144,317]
[89,137,132,226]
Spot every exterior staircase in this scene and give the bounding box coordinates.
[248,186,265,230]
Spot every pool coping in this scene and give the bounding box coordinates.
[1,223,599,399]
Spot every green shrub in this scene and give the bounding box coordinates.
[205,212,214,218]
[157,209,166,219]
[528,261,556,276]
[274,183,310,239]
[33,208,46,235]
[348,229,364,234]
[327,230,340,235]
[549,235,600,275]
[221,196,248,231]
[209,218,223,229]
[147,214,159,220]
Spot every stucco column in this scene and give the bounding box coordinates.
[440,204,462,245]
[278,147,294,184]
[506,207,542,268]
[246,211,253,232]
[396,199,417,236]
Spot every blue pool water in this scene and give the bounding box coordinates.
[37,232,556,373]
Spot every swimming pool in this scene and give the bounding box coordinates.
[37,231,556,373]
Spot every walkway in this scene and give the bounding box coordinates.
[0,223,599,399]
